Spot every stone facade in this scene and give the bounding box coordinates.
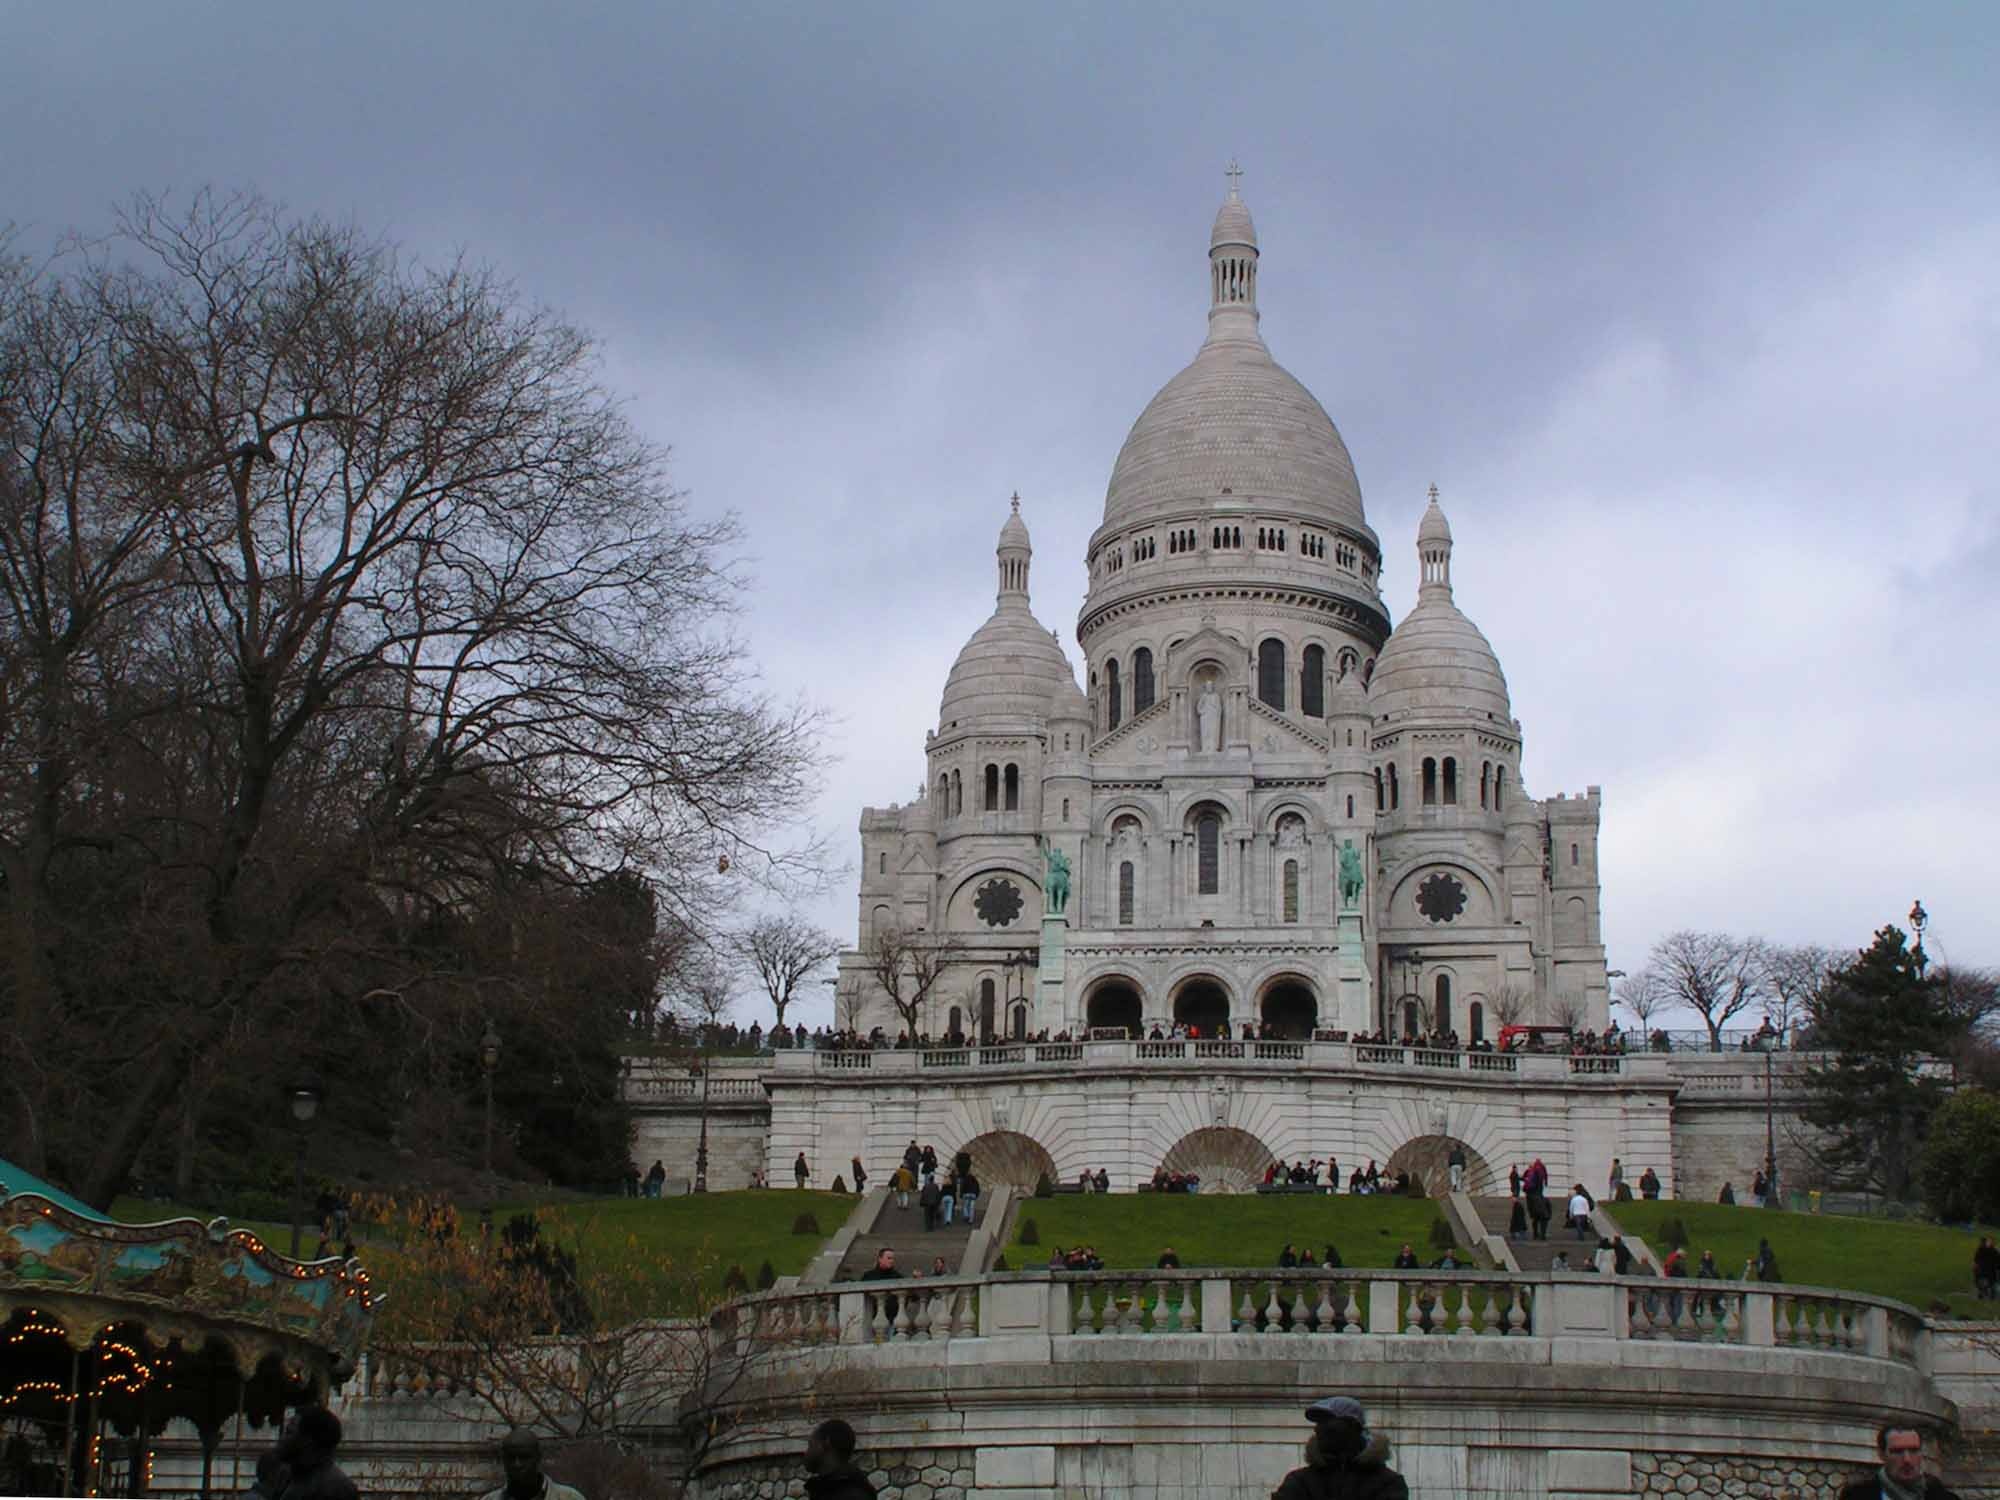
[838,179,1606,1072]
[1629,1451,1865,1497]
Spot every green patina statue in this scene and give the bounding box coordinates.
[1338,838,1365,911]
[1042,842,1071,916]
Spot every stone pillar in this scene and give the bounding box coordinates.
[1038,912,1070,1030]
[1335,907,1373,1034]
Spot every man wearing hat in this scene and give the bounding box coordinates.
[1273,1396,1406,1500]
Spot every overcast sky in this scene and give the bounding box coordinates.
[9,2,1997,1028]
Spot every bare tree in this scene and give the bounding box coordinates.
[832,972,869,1035]
[1616,968,1669,1034]
[1937,964,2000,1037]
[1761,943,1839,1040]
[734,914,840,1031]
[1650,931,1765,1052]
[0,192,824,1204]
[1548,991,1589,1034]
[865,924,965,1041]
[1490,983,1533,1029]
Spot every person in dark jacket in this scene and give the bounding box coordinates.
[480,1429,586,1500]
[1835,1423,1959,1499]
[1273,1395,1408,1500]
[274,1408,358,1500]
[243,1449,288,1500]
[803,1418,878,1500]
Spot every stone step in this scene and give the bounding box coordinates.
[833,1198,980,1281]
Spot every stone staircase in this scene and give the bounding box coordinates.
[1468,1196,1598,1272]
[830,1195,981,1282]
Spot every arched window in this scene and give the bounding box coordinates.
[983,763,999,812]
[1301,644,1325,717]
[878,852,886,875]
[1105,657,1122,730]
[947,1005,962,1038]
[1010,1002,1028,1040]
[1061,797,1070,820]
[1495,766,1506,810]
[1196,812,1221,895]
[1132,648,1155,713]
[1402,1000,1419,1037]
[1470,1001,1485,1044]
[1257,638,1286,710]
[1422,758,1438,806]
[1571,842,1580,867]
[1118,862,1135,925]
[1374,768,1384,811]
[1443,757,1458,806]
[1435,974,1452,1034]
[1481,761,1491,809]
[1346,794,1355,818]
[937,773,949,812]
[951,769,962,816]
[980,978,997,1040]
[1389,765,1400,809]
[1004,763,1020,811]
[1282,860,1300,923]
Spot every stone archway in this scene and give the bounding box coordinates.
[1171,975,1231,1034]
[956,1130,1058,1193]
[1085,978,1144,1036]
[1259,976,1318,1039]
[1157,1126,1278,1194]
[1383,1134,1498,1198]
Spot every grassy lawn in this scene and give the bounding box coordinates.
[1004,1193,1451,1271]
[1608,1201,1995,1315]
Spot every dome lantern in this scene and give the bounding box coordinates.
[997,491,1031,607]
[1418,483,1454,596]
[1208,160,1260,341]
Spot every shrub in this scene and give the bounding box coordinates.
[1034,1172,1054,1199]
[831,1175,847,1194]
[1656,1216,1689,1250]
[790,1212,821,1236]
[755,1260,776,1290]
[1019,1217,1041,1246]
[721,1263,749,1295]
[991,1254,1009,1271]
[1427,1216,1457,1251]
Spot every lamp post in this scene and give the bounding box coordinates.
[285,1082,324,1258]
[479,1024,501,1203]
[693,1047,713,1194]
[1755,1029,1780,1210]
[1909,899,1929,975]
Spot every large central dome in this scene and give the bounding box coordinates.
[1101,182,1367,534]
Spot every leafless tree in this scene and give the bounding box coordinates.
[1548,991,1589,1034]
[865,924,965,1040]
[1649,931,1765,1051]
[1937,964,2000,1037]
[0,191,824,1204]
[734,914,840,1031]
[1490,983,1533,1029]
[831,972,869,1035]
[1616,968,1670,1034]
[1761,943,1839,1039]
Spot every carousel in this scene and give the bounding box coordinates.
[0,1160,374,1497]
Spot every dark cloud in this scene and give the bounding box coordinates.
[9,1,1997,1024]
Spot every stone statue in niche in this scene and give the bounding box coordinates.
[1195,681,1222,752]
[1277,817,1305,850]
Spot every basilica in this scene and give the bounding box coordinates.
[840,178,1610,1047]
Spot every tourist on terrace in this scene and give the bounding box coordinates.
[1323,1242,1343,1268]
[1568,1184,1594,1240]
[1279,1243,1301,1268]
[958,1167,981,1226]
[1523,1159,1551,1239]
[1157,1246,1181,1268]
[1639,1165,1662,1199]
[859,1247,900,1322]
[1975,1236,2000,1301]
[1447,1143,1467,1193]
[1608,1158,1625,1199]
[1754,1237,1782,1282]
[938,1173,958,1226]
[275,1407,359,1500]
[931,1255,948,1276]
[794,1152,810,1189]
[1276,1396,1408,1500]
[1094,1166,1110,1192]
[851,1155,867,1193]
[891,1163,914,1210]
[1718,1181,1736,1205]
[1508,1163,1522,1198]
[644,1160,666,1198]
[802,1418,878,1500]
[1508,1195,1528,1241]
[483,1428,585,1500]
[1837,1424,1959,1500]
[918,1173,942,1231]
[1392,1243,1419,1269]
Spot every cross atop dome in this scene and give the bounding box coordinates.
[1224,159,1244,198]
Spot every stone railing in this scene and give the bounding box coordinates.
[625,1075,769,1102]
[769,1039,1698,1086]
[729,1268,1929,1374]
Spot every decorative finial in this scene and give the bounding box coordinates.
[1011,490,1020,512]
[1224,159,1244,198]
[1428,483,1440,504]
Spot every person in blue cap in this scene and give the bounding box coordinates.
[1273,1396,1407,1500]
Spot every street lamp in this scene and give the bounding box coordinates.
[479,1024,501,1203]
[1909,900,1929,974]
[693,1051,713,1195]
[285,1081,324,1258]
[1754,1029,1780,1210]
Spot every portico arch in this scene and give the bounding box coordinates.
[1085,976,1144,1036]
[1258,976,1318,1039]
[1383,1134,1498,1198]
[956,1130,1058,1193]
[1170,974,1232,1034]
[1158,1126,1279,1194]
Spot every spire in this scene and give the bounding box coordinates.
[996,492,1032,607]
[1207,161,1261,343]
[1417,483,1454,597]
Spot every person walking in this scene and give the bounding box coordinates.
[891,1163,915,1210]
[1974,1236,1999,1301]
[480,1428,586,1500]
[794,1152,810,1189]
[1608,1158,1625,1200]
[938,1172,958,1226]
[918,1172,943,1231]
[1446,1143,1467,1194]
[273,1408,359,1500]
[803,1419,878,1500]
[851,1155,867,1194]
[1836,1424,1959,1499]
[1273,1396,1408,1500]
[958,1168,981,1227]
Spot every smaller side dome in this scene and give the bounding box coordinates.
[1370,488,1512,723]
[938,497,1072,729]
[1050,646,1089,723]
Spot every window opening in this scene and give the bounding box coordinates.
[1119,862,1135,925]
[1004,763,1020,812]
[1302,644,1325,717]
[1133,648,1155,713]
[1197,813,1220,895]
[1257,639,1286,710]
[1105,657,1122,731]
[1443,757,1458,806]
[1282,860,1299,923]
[1422,757,1438,806]
[983,763,999,812]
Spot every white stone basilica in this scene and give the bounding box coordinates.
[839,178,1610,1047]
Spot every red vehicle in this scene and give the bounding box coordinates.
[1497,1024,1576,1053]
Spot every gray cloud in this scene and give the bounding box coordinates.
[8,1,1997,1025]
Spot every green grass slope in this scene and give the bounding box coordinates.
[1609,1201,1994,1315]
[1004,1193,1449,1270]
